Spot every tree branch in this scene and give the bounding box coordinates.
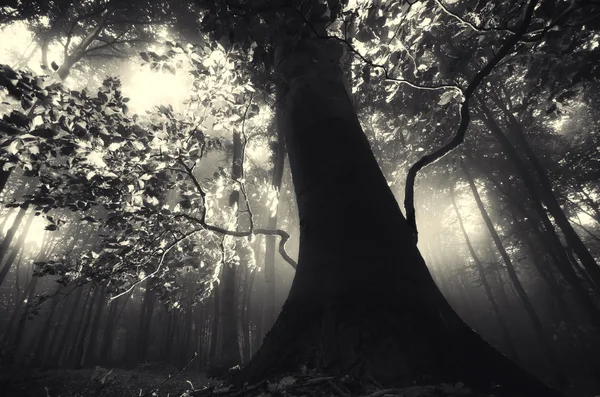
[403,0,540,243]
[433,0,518,34]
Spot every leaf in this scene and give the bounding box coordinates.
[6,139,21,155]
[9,110,31,128]
[438,90,457,106]
[30,128,55,138]
[21,97,33,110]
[108,142,122,151]
[140,52,150,62]
[98,91,109,103]
[362,65,371,84]
[45,224,58,231]
[51,61,59,71]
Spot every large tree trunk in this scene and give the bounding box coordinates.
[241,37,562,396]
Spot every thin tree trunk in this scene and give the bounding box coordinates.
[83,284,107,366]
[69,285,99,368]
[51,285,84,364]
[492,94,600,287]
[462,161,568,387]
[263,130,286,335]
[137,279,157,362]
[450,185,518,360]
[98,299,119,364]
[242,267,256,364]
[32,285,64,365]
[477,104,600,330]
[208,282,220,365]
[0,211,36,286]
[0,208,31,284]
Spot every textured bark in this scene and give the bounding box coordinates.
[450,185,518,361]
[240,37,563,396]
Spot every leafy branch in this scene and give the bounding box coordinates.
[289,6,463,94]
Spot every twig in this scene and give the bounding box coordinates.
[109,228,203,300]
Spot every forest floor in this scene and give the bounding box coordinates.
[0,366,208,397]
[0,367,596,397]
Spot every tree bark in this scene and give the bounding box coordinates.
[240,37,563,396]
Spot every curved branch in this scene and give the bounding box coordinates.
[433,0,518,34]
[205,224,297,269]
[172,212,297,269]
[109,228,203,301]
[403,0,540,243]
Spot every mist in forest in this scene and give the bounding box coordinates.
[0,1,599,396]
